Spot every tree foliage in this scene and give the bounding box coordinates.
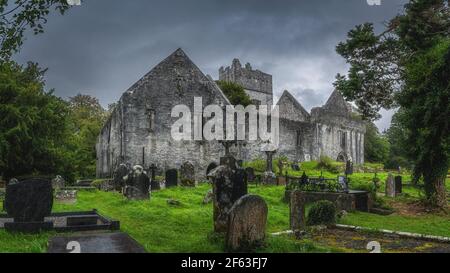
[364,122,389,164]
[216,80,252,106]
[335,0,450,207]
[0,0,72,60]
[0,61,74,180]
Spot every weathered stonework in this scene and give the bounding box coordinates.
[219,59,273,105]
[96,49,366,180]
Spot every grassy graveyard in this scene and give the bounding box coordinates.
[0,159,449,253]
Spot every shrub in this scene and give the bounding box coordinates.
[316,156,339,174]
[306,200,336,226]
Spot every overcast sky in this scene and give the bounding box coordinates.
[14,0,408,131]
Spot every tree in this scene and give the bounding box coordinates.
[334,0,450,208]
[0,61,74,180]
[0,0,72,60]
[68,94,106,179]
[216,80,252,106]
[384,110,413,171]
[364,122,389,164]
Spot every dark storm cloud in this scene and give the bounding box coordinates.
[14,0,407,130]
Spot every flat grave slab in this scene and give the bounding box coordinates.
[48,232,146,253]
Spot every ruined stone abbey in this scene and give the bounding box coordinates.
[96,48,366,180]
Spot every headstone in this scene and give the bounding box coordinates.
[55,190,77,204]
[180,161,196,187]
[51,175,65,190]
[385,173,396,197]
[113,163,131,191]
[291,164,300,171]
[208,155,248,233]
[395,176,402,194]
[203,189,214,204]
[226,194,268,252]
[338,176,349,192]
[206,163,218,177]
[261,149,277,185]
[165,169,178,188]
[124,165,150,200]
[245,167,255,182]
[47,233,146,253]
[4,178,54,233]
[345,159,354,175]
[148,164,160,191]
[290,190,306,231]
[300,172,308,186]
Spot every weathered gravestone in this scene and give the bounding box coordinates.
[385,173,396,197]
[245,167,255,182]
[180,161,196,187]
[395,176,402,194]
[289,190,306,231]
[113,163,130,191]
[148,164,160,191]
[208,155,248,233]
[52,175,65,190]
[55,190,77,204]
[226,194,268,252]
[124,165,150,200]
[4,178,54,233]
[165,169,178,188]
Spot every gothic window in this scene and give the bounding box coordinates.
[340,131,347,149]
[296,130,302,147]
[148,109,155,132]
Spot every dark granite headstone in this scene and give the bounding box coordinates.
[165,169,178,188]
[300,172,308,186]
[291,164,300,171]
[180,161,196,187]
[4,178,54,233]
[124,165,150,200]
[208,155,248,233]
[113,163,130,191]
[148,164,160,191]
[226,194,267,252]
[395,176,402,194]
[206,163,218,177]
[47,232,146,253]
[5,178,53,222]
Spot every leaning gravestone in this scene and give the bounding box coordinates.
[180,161,196,187]
[208,155,248,233]
[226,194,268,252]
[124,165,150,200]
[395,176,402,194]
[289,190,306,231]
[48,232,146,253]
[245,167,255,182]
[52,175,65,190]
[113,163,131,191]
[165,169,178,188]
[4,178,54,233]
[385,174,396,197]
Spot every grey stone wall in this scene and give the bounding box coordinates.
[219,59,273,105]
[97,50,366,181]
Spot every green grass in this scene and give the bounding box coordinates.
[0,162,448,253]
[339,211,450,237]
[0,184,331,253]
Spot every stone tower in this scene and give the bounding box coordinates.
[219,59,273,105]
